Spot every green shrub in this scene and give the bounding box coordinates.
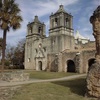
[4,60,10,66]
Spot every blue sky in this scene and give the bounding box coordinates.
[0,0,99,46]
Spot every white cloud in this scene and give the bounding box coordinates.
[0,0,97,46]
[6,0,79,46]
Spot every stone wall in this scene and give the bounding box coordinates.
[81,41,95,49]
[81,50,95,73]
[0,86,21,100]
[1,71,29,82]
[61,52,76,72]
[47,54,58,72]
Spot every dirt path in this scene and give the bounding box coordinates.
[0,74,86,87]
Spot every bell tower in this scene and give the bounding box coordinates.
[27,16,46,37]
[49,5,73,36]
[25,16,46,69]
[49,5,75,52]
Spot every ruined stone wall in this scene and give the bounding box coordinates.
[47,54,58,72]
[61,52,76,72]
[47,49,96,73]
[81,41,95,49]
[81,50,95,73]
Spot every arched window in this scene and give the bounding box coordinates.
[38,27,42,34]
[54,18,58,27]
[66,17,70,28]
[55,18,58,22]
[29,26,32,33]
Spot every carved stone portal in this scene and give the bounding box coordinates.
[86,6,100,98]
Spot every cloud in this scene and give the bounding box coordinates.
[92,0,100,6]
[73,0,97,41]
[6,0,80,46]
[0,0,97,46]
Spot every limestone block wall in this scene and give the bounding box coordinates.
[81,50,95,73]
[47,54,59,72]
[48,34,75,54]
[61,52,78,72]
[81,41,95,49]
[61,50,95,73]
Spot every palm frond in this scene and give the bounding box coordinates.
[0,0,23,30]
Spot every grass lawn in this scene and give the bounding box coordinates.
[0,70,78,79]
[12,77,95,100]
[26,70,78,79]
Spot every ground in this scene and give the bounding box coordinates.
[0,71,97,100]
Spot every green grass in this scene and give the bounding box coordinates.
[0,70,78,79]
[12,77,95,100]
[0,70,78,80]
[26,70,78,79]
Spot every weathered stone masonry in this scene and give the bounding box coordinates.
[25,5,95,73]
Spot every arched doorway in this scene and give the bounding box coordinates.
[67,60,75,72]
[88,58,95,71]
[38,61,42,70]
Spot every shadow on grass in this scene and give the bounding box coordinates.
[52,77,86,96]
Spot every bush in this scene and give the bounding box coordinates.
[4,60,10,66]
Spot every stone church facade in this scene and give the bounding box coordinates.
[25,5,95,73]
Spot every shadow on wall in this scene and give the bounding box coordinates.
[88,58,96,71]
[52,77,86,96]
[50,59,58,72]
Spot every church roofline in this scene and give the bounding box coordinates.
[27,15,45,26]
[75,30,89,40]
[50,5,73,17]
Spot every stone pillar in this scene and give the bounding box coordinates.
[90,6,100,62]
[86,6,100,98]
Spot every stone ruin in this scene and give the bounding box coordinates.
[86,6,100,98]
[0,70,29,82]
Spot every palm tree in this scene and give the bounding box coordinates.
[0,0,23,70]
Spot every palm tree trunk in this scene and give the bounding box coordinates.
[2,30,7,71]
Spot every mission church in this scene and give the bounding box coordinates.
[24,5,95,73]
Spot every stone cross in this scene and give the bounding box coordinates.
[90,6,100,62]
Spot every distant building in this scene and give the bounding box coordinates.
[25,5,95,73]
[75,30,89,44]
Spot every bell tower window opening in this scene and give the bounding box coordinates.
[54,18,58,27]
[38,27,42,34]
[29,26,32,33]
[52,19,54,27]
[31,27,32,33]
[66,18,69,22]
[66,17,70,28]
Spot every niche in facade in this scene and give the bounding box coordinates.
[38,61,42,70]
